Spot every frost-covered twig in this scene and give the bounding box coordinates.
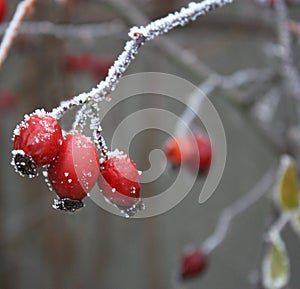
[275,0,300,100]
[50,0,234,119]
[175,68,273,135]
[0,0,37,69]
[202,166,277,254]
[267,212,290,238]
[0,21,126,39]
[102,0,214,79]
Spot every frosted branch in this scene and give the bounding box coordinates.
[268,213,290,238]
[202,166,277,254]
[275,0,300,99]
[0,0,37,69]
[50,0,234,119]
[0,21,125,39]
[175,68,273,136]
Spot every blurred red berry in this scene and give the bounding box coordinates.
[164,135,195,166]
[13,111,63,177]
[180,248,207,280]
[192,134,212,171]
[0,91,16,111]
[98,150,141,207]
[65,53,92,73]
[64,52,113,79]
[0,0,6,22]
[48,134,100,202]
[89,57,114,79]
[164,133,212,171]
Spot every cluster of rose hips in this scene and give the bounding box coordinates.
[12,110,141,213]
[12,109,212,213]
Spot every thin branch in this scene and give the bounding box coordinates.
[275,0,300,100]
[175,68,273,136]
[0,20,126,39]
[202,166,277,254]
[50,0,234,120]
[0,0,37,69]
[102,0,214,80]
[268,212,290,238]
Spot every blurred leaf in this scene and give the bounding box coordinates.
[290,211,300,238]
[277,155,299,211]
[262,233,290,289]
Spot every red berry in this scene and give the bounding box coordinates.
[48,134,100,203]
[0,0,6,22]
[13,110,63,176]
[192,134,212,171]
[164,133,212,171]
[164,135,195,166]
[98,150,141,207]
[0,90,16,111]
[89,57,114,79]
[65,53,92,73]
[180,248,207,280]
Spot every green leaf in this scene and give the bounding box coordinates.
[262,233,290,289]
[277,155,299,211]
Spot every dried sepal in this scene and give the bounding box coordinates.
[52,197,85,212]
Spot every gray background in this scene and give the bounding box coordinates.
[0,0,299,288]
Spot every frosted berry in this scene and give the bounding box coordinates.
[13,110,63,177]
[180,247,207,280]
[48,134,100,212]
[98,150,141,208]
[164,133,212,171]
[0,0,6,22]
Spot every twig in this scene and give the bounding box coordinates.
[0,20,126,39]
[275,0,300,100]
[202,166,277,254]
[268,212,290,237]
[175,68,273,136]
[102,0,214,80]
[50,0,234,120]
[0,0,37,69]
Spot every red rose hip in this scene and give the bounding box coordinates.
[98,150,141,208]
[164,133,212,172]
[48,134,100,212]
[180,247,207,280]
[13,110,63,177]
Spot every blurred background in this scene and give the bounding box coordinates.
[0,0,300,288]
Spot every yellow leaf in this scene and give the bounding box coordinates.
[262,233,290,289]
[278,155,299,211]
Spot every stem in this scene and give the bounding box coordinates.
[49,0,234,119]
[0,21,126,39]
[0,0,37,69]
[202,166,277,254]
